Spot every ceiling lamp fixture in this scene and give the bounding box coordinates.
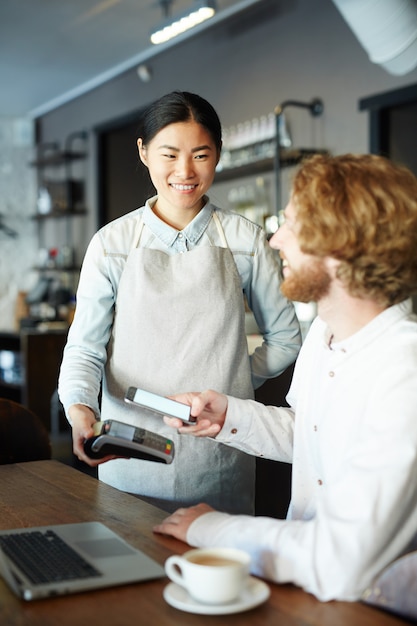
[150,0,217,45]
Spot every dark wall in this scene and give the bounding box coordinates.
[97,114,155,226]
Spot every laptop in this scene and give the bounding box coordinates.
[0,521,165,601]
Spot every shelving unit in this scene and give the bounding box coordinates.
[30,130,88,257]
[31,208,87,273]
[27,131,89,313]
[213,98,326,234]
[27,131,88,321]
[32,207,87,220]
[30,131,88,215]
[215,147,326,183]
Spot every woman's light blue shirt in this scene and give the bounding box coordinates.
[58,197,301,417]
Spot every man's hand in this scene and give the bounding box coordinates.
[153,503,214,542]
[68,404,115,467]
[163,389,228,436]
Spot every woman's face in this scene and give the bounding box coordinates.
[137,120,220,227]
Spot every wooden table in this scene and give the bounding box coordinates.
[0,461,408,625]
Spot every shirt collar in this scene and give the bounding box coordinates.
[142,195,214,247]
[324,299,413,353]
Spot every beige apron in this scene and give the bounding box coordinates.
[100,213,255,513]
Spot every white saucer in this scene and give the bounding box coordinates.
[163,576,270,615]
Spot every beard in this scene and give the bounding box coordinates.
[280,257,332,303]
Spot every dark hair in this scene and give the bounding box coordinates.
[138,91,222,153]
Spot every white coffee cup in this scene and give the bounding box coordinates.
[165,547,251,605]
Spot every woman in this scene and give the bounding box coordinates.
[58,91,300,514]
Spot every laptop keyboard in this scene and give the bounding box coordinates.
[0,530,101,584]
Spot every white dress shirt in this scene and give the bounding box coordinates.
[187,299,417,601]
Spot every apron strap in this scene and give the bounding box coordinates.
[134,218,145,248]
[212,211,228,248]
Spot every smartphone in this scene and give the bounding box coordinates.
[125,387,195,423]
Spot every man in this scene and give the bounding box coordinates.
[154,153,417,602]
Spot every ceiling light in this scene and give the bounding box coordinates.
[150,1,217,45]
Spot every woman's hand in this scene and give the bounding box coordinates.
[163,390,228,437]
[153,503,214,542]
[68,404,115,467]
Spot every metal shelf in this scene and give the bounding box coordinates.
[215,148,327,183]
[29,151,87,167]
[31,208,87,220]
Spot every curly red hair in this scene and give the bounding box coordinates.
[292,153,417,306]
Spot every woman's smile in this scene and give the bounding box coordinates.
[169,182,199,192]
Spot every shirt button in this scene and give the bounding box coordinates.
[313,425,318,432]
[231,428,237,434]
[178,233,183,238]
[329,371,335,377]
[318,479,323,486]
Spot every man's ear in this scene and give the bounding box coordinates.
[324,256,341,278]
[137,138,148,166]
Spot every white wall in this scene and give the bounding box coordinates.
[0,118,38,330]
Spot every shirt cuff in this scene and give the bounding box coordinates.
[186,511,238,547]
[215,395,254,445]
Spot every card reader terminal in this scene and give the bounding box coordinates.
[83,420,174,464]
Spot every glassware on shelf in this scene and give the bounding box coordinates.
[218,113,277,171]
[226,177,273,231]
